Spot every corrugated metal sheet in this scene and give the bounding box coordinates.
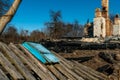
[22,42,59,64]
[22,42,47,64]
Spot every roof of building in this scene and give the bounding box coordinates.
[0,42,110,80]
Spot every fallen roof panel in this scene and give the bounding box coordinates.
[28,42,59,63]
[22,42,47,64]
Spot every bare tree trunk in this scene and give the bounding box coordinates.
[0,0,22,34]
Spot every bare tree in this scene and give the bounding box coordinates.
[72,20,79,36]
[30,30,46,41]
[45,10,84,39]
[2,24,19,43]
[50,10,61,23]
[45,10,64,39]
[19,29,29,41]
[66,20,83,37]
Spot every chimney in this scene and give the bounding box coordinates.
[102,0,112,36]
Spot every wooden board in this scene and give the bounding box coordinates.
[53,52,107,80]
[0,42,36,80]
[0,52,24,80]
[47,65,67,80]
[0,42,112,80]
[0,69,9,80]
[54,64,77,80]
[18,44,58,80]
[9,43,53,80]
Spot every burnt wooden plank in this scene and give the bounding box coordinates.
[46,71,58,80]
[47,65,67,80]
[9,43,53,80]
[18,44,58,80]
[0,69,9,80]
[53,52,74,69]
[54,52,89,79]
[73,68,90,80]
[73,61,107,79]
[0,52,24,80]
[57,57,84,80]
[73,63,99,80]
[54,64,77,80]
[59,62,84,80]
[53,52,87,79]
[60,60,98,80]
[54,52,107,80]
[0,42,36,80]
[98,52,116,64]
[18,44,47,72]
[60,58,104,80]
[57,55,98,80]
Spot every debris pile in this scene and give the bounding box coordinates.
[0,42,109,80]
[41,40,120,53]
[60,50,120,79]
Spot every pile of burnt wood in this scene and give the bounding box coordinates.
[41,40,120,53]
[66,52,120,77]
[97,52,120,76]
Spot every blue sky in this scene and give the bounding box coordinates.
[9,0,120,32]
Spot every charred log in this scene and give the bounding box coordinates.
[96,64,114,75]
[66,56,94,63]
[40,40,120,53]
[98,52,116,64]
